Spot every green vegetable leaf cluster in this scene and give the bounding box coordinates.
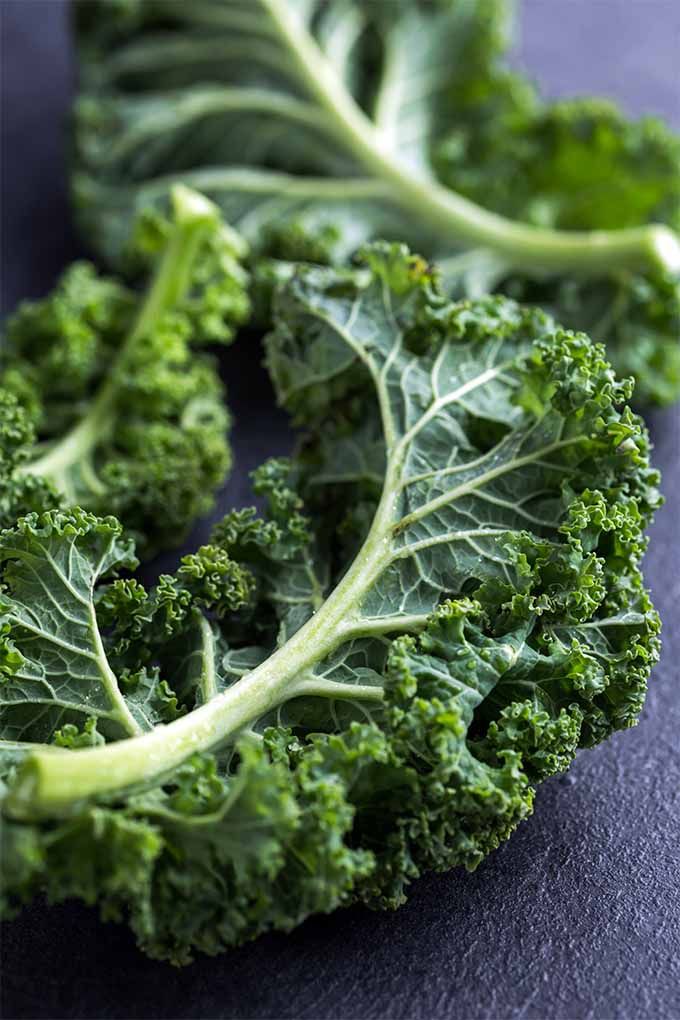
[0,185,250,552]
[71,0,680,403]
[1,247,661,962]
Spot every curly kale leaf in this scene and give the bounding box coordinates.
[72,0,680,403]
[0,505,257,769]
[0,185,249,552]
[0,391,60,533]
[0,510,143,745]
[436,91,680,404]
[0,249,660,962]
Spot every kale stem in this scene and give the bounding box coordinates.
[260,0,680,275]
[19,186,219,490]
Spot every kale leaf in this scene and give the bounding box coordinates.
[1,247,660,961]
[72,0,680,403]
[0,186,249,552]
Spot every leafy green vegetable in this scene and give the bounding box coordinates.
[0,392,58,538]
[72,0,680,403]
[0,185,250,552]
[1,247,661,962]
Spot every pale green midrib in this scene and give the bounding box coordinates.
[398,361,513,450]
[136,168,392,203]
[342,614,428,637]
[18,191,215,491]
[154,0,276,37]
[198,617,218,702]
[107,35,293,80]
[372,24,405,140]
[303,556,325,612]
[395,526,512,558]
[321,5,364,78]
[0,694,122,723]
[259,0,680,274]
[292,678,384,702]
[108,88,332,163]
[19,405,112,487]
[6,460,400,816]
[299,296,398,451]
[87,599,142,738]
[8,618,94,659]
[397,438,582,533]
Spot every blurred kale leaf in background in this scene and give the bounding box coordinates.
[72,0,680,405]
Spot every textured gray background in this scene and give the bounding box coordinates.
[1,2,679,1018]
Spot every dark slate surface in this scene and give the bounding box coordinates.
[1,2,679,1018]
